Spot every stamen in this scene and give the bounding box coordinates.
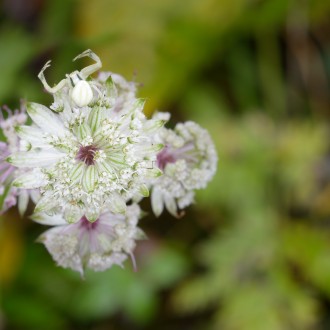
[156,145,176,170]
[76,145,99,166]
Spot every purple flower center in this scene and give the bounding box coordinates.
[79,216,99,230]
[76,145,99,166]
[156,142,198,170]
[156,145,177,170]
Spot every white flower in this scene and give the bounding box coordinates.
[151,120,218,217]
[0,106,27,151]
[0,106,38,214]
[34,204,145,275]
[8,52,165,223]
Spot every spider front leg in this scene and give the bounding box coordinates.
[38,60,67,94]
[73,49,102,80]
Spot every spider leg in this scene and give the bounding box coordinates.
[73,49,102,79]
[90,81,103,97]
[38,60,67,93]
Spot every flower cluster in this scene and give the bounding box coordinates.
[0,105,40,215]
[150,117,218,217]
[0,50,217,275]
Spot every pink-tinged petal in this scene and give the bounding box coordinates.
[0,165,15,183]
[38,226,84,275]
[37,204,143,274]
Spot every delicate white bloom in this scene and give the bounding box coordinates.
[2,50,218,275]
[0,106,37,214]
[8,51,165,223]
[151,120,218,217]
[0,106,27,151]
[35,204,145,275]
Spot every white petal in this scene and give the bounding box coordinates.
[88,106,104,134]
[164,195,178,217]
[143,119,165,133]
[18,190,29,216]
[30,190,41,204]
[97,161,114,175]
[39,227,83,275]
[31,212,67,226]
[13,169,47,189]
[108,193,126,214]
[35,193,58,212]
[138,184,149,197]
[64,205,84,224]
[151,186,164,217]
[85,209,100,222]
[136,143,164,155]
[8,150,64,168]
[82,165,98,192]
[147,168,163,178]
[15,125,45,144]
[68,163,84,182]
[75,123,91,141]
[27,102,67,136]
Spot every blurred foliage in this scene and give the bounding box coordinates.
[1,0,330,329]
[1,234,188,329]
[173,110,327,329]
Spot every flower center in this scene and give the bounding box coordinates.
[156,145,177,170]
[76,145,99,166]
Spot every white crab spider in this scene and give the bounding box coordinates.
[38,49,102,107]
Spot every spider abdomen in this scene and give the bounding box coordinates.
[71,80,93,107]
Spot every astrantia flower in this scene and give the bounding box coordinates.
[0,106,37,214]
[8,51,164,223]
[151,119,218,217]
[34,204,145,275]
[0,141,17,213]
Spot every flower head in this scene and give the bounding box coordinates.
[151,119,217,217]
[34,204,145,275]
[8,52,164,223]
[0,106,31,214]
[2,50,218,275]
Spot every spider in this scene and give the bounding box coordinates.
[38,49,102,107]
